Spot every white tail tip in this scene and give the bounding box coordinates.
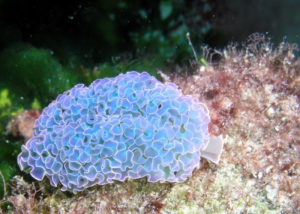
[201,136,224,164]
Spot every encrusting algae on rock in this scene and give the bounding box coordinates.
[161,33,300,213]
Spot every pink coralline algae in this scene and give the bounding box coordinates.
[161,34,300,212]
[17,71,223,191]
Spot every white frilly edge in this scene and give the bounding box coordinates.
[201,136,224,164]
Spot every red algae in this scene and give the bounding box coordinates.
[160,33,300,213]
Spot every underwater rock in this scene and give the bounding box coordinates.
[162,34,300,213]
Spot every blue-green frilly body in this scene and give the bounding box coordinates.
[18,71,210,191]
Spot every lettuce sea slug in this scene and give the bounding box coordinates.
[17,71,223,191]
